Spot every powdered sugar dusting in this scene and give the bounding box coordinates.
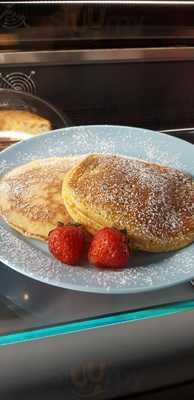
[1,125,193,174]
[72,154,194,247]
[0,159,11,176]
[1,223,194,293]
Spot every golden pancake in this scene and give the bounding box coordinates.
[62,154,194,252]
[0,156,80,241]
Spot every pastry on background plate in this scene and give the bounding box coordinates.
[0,110,51,134]
[62,154,194,253]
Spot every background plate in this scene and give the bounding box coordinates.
[0,125,194,294]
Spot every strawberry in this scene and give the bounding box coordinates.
[88,228,130,269]
[48,223,85,265]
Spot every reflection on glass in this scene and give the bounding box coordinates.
[0,4,194,50]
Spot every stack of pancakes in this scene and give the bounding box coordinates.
[0,153,194,252]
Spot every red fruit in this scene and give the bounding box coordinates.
[88,228,130,269]
[48,223,85,265]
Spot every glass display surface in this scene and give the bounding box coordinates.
[0,125,194,346]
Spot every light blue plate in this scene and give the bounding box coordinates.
[0,125,194,294]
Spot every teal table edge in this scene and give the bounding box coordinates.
[1,298,194,346]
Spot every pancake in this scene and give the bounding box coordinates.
[0,156,80,241]
[62,154,194,252]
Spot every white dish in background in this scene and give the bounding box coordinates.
[0,131,32,141]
